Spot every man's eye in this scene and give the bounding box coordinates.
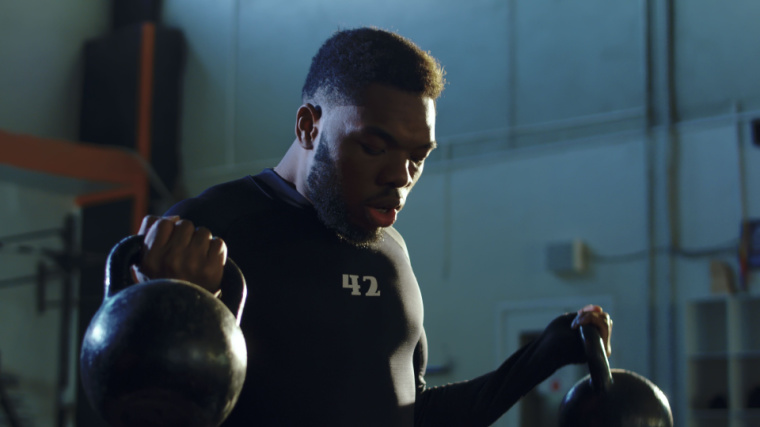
[361,144,384,155]
[411,150,432,165]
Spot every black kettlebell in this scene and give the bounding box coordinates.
[558,325,673,427]
[80,235,248,427]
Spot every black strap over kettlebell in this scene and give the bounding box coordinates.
[105,234,247,323]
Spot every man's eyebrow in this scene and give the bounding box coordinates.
[360,126,438,150]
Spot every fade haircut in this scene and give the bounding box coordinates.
[301,27,446,106]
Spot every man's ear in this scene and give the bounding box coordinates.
[295,103,322,149]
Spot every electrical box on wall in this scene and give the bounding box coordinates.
[546,239,588,274]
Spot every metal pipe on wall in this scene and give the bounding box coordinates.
[643,0,680,423]
[225,0,241,167]
[641,0,657,405]
[662,1,681,421]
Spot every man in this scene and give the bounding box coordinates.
[136,27,612,426]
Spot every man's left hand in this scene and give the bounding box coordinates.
[571,305,613,357]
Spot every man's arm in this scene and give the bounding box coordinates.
[414,308,611,427]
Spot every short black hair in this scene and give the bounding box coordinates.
[301,27,446,105]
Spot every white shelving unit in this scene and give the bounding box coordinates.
[686,296,760,427]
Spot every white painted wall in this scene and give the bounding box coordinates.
[0,184,79,426]
[0,1,108,425]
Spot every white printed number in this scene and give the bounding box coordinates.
[342,274,381,297]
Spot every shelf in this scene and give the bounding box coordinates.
[687,299,728,354]
[737,298,760,353]
[734,410,760,427]
[686,296,760,427]
[0,129,148,232]
[691,409,730,427]
[692,408,730,418]
[688,351,731,360]
[736,409,760,419]
[689,358,729,409]
[738,358,760,410]
[736,351,760,359]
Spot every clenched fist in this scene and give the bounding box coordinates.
[132,215,227,294]
[571,305,613,357]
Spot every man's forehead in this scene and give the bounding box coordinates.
[337,104,436,141]
[356,87,434,120]
[353,125,438,149]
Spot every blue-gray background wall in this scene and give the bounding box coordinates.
[1,0,758,426]
[0,1,108,425]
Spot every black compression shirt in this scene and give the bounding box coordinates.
[166,169,586,426]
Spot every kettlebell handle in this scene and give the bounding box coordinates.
[105,234,247,322]
[580,324,613,393]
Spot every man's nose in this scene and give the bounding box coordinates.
[381,155,413,188]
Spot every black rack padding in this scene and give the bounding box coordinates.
[112,0,163,29]
[79,23,185,211]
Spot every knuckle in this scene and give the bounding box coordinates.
[153,218,177,236]
[174,219,195,232]
[173,223,196,242]
[195,226,213,239]
[209,237,226,254]
[191,228,213,247]
[139,215,159,234]
[208,237,221,250]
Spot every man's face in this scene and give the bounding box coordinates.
[306,84,437,245]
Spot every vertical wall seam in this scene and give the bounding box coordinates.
[734,103,749,222]
[506,0,516,149]
[663,0,680,416]
[642,0,658,390]
[226,0,241,166]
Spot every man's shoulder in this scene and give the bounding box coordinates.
[197,175,265,202]
[165,174,274,233]
[383,226,410,260]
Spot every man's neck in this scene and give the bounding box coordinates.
[274,140,311,201]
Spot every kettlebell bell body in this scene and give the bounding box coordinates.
[559,368,672,427]
[80,235,247,427]
[558,325,672,427]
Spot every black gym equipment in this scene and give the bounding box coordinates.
[79,235,248,427]
[558,325,673,427]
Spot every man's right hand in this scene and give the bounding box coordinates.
[132,215,227,294]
